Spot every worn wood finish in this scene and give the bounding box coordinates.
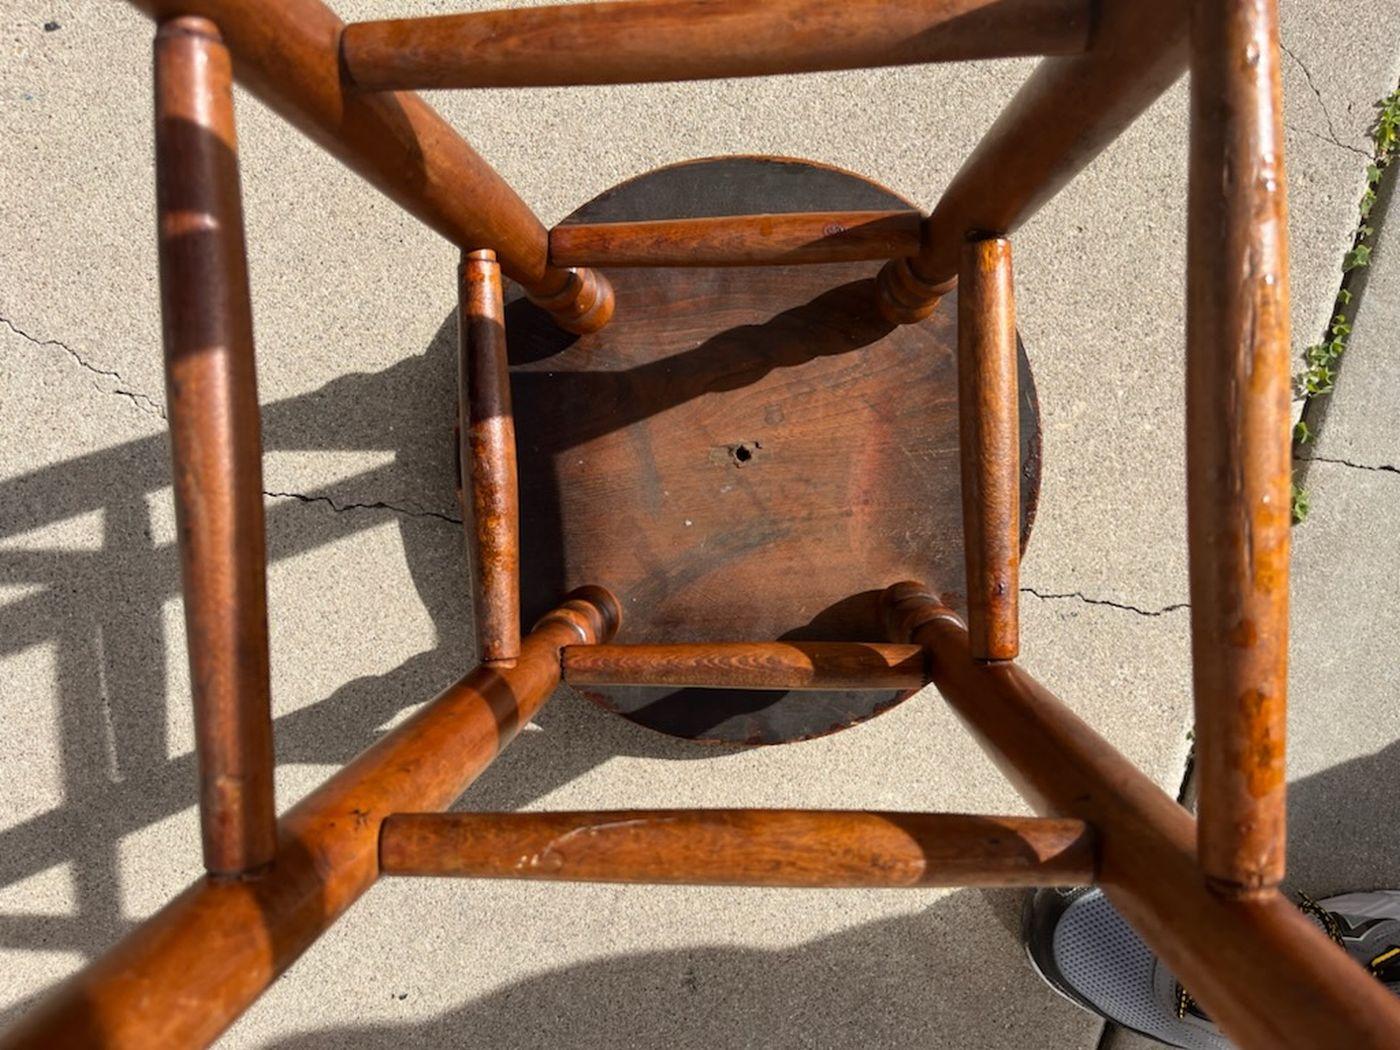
[459,249,521,667]
[877,0,1191,322]
[155,16,275,876]
[1186,0,1292,897]
[0,591,618,1050]
[341,0,1094,91]
[550,210,923,267]
[882,584,1400,1049]
[124,0,613,334]
[526,265,615,334]
[11,3,1375,1045]
[957,238,1020,660]
[510,157,1041,744]
[380,809,1097,887]
[562,642,928,691]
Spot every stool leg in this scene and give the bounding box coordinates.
[875,1,1190,323]
[957,237,1020,660]
[0,590,619,1048]
[458,249,521,667]
[1186,0,1292,897]
[155,15,275,876]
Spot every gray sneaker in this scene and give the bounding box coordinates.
[1022,887,1400,1048]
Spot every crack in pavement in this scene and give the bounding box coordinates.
[1280,43,1372,160]
[1021,586,1189,619]
[264,489,462,525]
[4,314,466,528]
[1286,121,1374,159]
[1301,454,1400,476]
[2,314,166,419]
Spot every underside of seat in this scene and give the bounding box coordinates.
[508,156,1040,743]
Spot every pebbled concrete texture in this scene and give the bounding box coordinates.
[1287,152,1400,899]
[1104,121,1400,1050]
[0,1,1395,1048]
[1304,164,1400,475]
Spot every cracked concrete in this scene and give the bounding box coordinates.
[1,314,166,419]
[1300,157,1400,476]
[1,1,1396,1048]
[1280,42,1374,160]
[1020,587,1189,620]
[265,491,463,526]
[1303,454,1400,475]
[1106,43,1400,1050]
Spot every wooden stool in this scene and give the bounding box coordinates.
[8,2,1400,1049]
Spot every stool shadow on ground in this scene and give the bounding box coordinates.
[1286,740,1400,897]
[258,888,1054,1050]
[5,294,1396,1041]
[0,288,917,1028]
[0,306,696,1026]
[247,743,1400,1049]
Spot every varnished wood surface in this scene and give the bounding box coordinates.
[524,264,615,334]
[8,4,1390,1047]
[509,157,1041,744]
[549,210,923,267]
[562,642,928,690]
[458,250,521,666]
[155,16,275,876]
[123,0,612,333]
[882,585,1400,1049]
[1186,0,1291,896]
[877,0,1191,322]
[0,592,618,1050]
[380,810,1097,887]
[342,0,1094,90]
[957,238,1020,660]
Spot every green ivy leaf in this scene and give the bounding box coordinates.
[1344,244,1372,270]
[1291,483,1311,525]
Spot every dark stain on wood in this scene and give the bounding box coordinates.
[507,157,1042,744]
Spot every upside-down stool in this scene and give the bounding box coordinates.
[7,1,1400,1048]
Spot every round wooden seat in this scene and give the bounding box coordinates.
[506,156,1042,744]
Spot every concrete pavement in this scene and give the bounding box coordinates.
[2,1,1397,1046]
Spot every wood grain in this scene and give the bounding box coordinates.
[550,211,923,267]
[508,157,1042,744]
[877,0,1191,322]
[459,250,520,666]
[0,591,618,1050]
[957,237,1020,660]
[882,585,1400,1049]
[380,810,1097,887]
[342,0,1094,90]
[562,642,928,690]
[155,16,275,876]
[1186,0,1292,896]
[124,0,613,333]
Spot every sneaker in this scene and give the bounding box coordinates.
[1022,887,1400,1049]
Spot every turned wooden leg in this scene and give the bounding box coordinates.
[1186,0,1292,898]
[956,236,1020,660]
[1,589,619,1048]
[155,15,275,876]
[458,249,521,667]
[875,0,1190,324]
